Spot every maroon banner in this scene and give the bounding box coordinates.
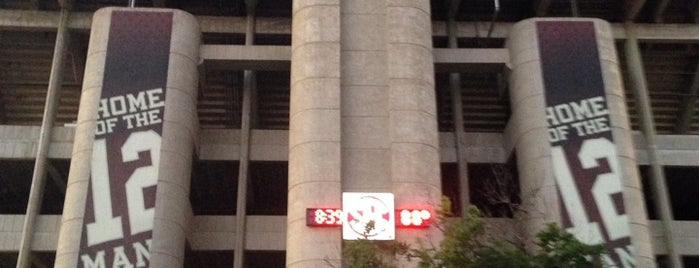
[537,21,634,267]
[79,11,172,267]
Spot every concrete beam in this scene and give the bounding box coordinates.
[201,44,290,70]
[651,220,699,255]
[633,132,699,166]
[0,9,290,34]
[201,46,509,72]
[611,23,699,42]
[198,15,289,34]
[4,10,699,42]
[433,48,509,72]
[0,9,91,31]
[432,21,512,39]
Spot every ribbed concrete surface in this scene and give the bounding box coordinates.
[287,0,343,267]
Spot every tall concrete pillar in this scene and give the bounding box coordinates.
[287,0,342,267]
[340,1,390,192]
[150,9,200,268]
[386,0,442,246]
[288,1,440,265]
[55,7,199,268]
[507,18,653,267]
[338,0,440,247]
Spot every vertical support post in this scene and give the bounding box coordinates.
[570,0,579,17]
[287,0,342,266]
[234,1,256,267]
[624,23,683,268]
[16,8,70,268]
[387,0,442,253]
[446,8,470,216]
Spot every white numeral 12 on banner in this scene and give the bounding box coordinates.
[86,130,161,246]
[552,138,629,244]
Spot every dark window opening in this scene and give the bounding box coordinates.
[0,252,17,268]
[255,34,291,46]
[199,71,244,129]
[656,255,668,268]
[665,166,699,220]
[190,160,239,215]
[0,160,34,214]
[254,71,289,130]
[684,256,699,267]
[639,165,699,220]
[203,33,245,45]
[31,252,55,267]
[41,159,68,214]
[653,255,699,268]
[0,160,65,215]
[638,165,658,220]
[440,163,461,216]
[458,38,505,48]
[434,71,511,133]
[433,36,448,48]
[468,161,520,218]
[245,250,285,268]
[184,250,234,268]
[441,158,521,218]
[435,73,454,132]
[248,161,288,215]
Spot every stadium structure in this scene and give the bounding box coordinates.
[0,0,698,267]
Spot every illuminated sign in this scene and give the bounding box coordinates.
[342,193,395,240]
[306,208,343,227]
[306,208,432,228]
[398,209,432,228]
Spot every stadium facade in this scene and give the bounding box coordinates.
[0,0,699,267]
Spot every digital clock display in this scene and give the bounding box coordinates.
[306,208,343,227]
[306,208,433,228]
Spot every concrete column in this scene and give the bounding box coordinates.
[506,18,560,241]
[340,1,390,192]
[287,0,342,267]
[55,8,112,266]
[54,8,199,268]
[150,9,200,268]
[17,8,70,268]
[625,24,678,267]
[507,18,654,266]
[387,0,442,247]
